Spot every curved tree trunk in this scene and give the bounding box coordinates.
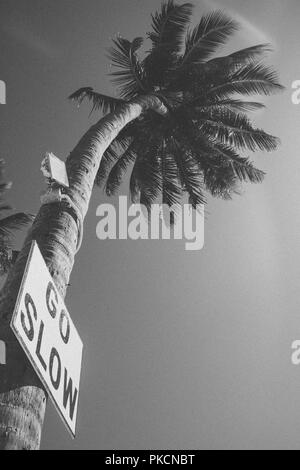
[0,96,167,450]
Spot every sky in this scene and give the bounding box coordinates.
[1,0,300,450]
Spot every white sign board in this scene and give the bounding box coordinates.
[11,241,83,438]
[41,152,69,188]
[48,153,69,187]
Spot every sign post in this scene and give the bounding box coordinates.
[11,241,83,438]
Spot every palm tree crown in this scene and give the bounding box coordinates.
[0,160,33,275]
[69,1,283,213]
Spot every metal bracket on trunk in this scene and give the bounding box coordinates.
[40,153,83,253]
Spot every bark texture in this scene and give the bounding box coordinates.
[0,96,166,449]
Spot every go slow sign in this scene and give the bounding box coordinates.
[11,241,83,438]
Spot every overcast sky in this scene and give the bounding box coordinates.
[1,0,300,450]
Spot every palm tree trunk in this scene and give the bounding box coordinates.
[0,95,166,450]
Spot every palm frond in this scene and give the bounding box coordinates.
[195,99,265,113]
[205,43,272,70]
[144,1,193,87]
[153,91,185,110]
[105,143,137,195]
[0,213,34,239]
[0,203,13,212]
[129,145,162,208]
[174,134,236,199]
[182,10,238,66]
[148,0,193,52]
[0,162,33,254]
[0,249,12,275]
[207,62,284,98]
[201,162,238,199]
[213,145,266,183]
[171,45,274,95]
[198,111,279,152]
[172,140,205,207]
[226,43,272,65]
[161,151,182,207]
[129,160,140,204]
[95,146,119,187]
[69,87,124,114]
[0,182,12,195]
[108,37,147,99]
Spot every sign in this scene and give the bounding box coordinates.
[41,152,69,187]
[11,241,83,438]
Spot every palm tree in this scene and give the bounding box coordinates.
[0,160,33,277]
[0,1,283,450]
